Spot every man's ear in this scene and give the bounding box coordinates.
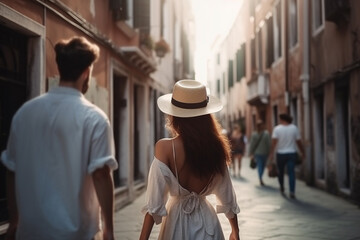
[81,67,91,80]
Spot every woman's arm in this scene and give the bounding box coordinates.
[139,213,155,240]
[228,215,240,240]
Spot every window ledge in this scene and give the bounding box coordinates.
[312,24,325,38]
[289,42,300,54]
[116,21,137,39]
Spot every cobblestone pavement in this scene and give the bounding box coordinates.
[114,157,360,240]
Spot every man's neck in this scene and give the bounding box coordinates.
[59,80,81,92]
[280,120,290,126]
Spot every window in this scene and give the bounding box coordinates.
[257,28,263,71]
[291,98,298,126]
[249,0,255,19]
[134,0,149,34]
[216,79,220,96]
[228,60,234,88]
[251,37,256,73]
[236,43,246,81]
[312,0,324,34]
[266,15,274,68]
[273,105,278,127]
[110,0,129,21]
[223,72,225,94]
[273,1,282,60]
[288,0,298,48]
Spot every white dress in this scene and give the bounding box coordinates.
[142,141,240,240]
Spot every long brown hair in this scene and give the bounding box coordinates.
[167,114,231,178]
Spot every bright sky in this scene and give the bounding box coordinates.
[190,0,243,84]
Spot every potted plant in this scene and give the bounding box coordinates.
[154,38,170,58]
[140,33,154,50]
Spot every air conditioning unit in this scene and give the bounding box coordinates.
[325,0,350,26]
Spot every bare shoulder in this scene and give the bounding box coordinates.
[155,138,173,166]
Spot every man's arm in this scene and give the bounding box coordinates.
[6,170,18,240]
[296,139,305,158]
[92,165,115,240]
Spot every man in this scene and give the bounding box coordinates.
[1,36,118,240]
[269,113,305,199]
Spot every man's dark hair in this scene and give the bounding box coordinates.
[55,36,100,81]
[279,113,293,123]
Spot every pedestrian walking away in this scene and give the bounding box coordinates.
[1,36,118,240]
[269,113,305,199]
[229,124,246,177]
[249,120,271,186]
[139,80,240,240]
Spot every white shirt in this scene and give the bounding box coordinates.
[1,87,118,240]
[272,124,300,154]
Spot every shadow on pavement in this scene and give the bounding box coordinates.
[255,185,278,193]
[231,176,249,183]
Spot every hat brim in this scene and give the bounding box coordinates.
[157,93,223,118]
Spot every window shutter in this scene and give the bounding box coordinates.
[266,16,274,68]
[228,60,234,88]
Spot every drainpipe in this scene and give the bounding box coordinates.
[300,0,312,184]
[284,0,290,113]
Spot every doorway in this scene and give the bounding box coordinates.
[113,74,129,187]
[335,81,350,190]
[314,92,325,181]
[0,24,28,224]
[134,84,146,183]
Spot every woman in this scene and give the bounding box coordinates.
[229,124,245,177]
[249,120,271,186]
[139,80,240,240]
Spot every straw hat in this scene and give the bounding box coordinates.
[157,79,223,118]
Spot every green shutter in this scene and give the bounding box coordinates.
[228,60,234,89]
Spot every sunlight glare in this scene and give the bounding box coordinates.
[191,0,243,85]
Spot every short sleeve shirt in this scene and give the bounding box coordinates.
[1,87,118,240]
[272,124,301,154]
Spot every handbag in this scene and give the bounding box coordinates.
[249,132,264,169]
[268,163,278,178]
[250,157,257,169]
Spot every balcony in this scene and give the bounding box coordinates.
[120,46,156,74]
[247,74,270,106]
[325,0,350,26]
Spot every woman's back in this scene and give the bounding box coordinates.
[156,137,212,194]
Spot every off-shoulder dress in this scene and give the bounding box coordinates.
[142,140,240,240]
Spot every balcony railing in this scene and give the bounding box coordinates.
[247,74,270,105]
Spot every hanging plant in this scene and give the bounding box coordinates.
[154,38,170,58]
[140,33,154,50]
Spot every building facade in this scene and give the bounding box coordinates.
[0,0,194,234]
[207,0,360,204]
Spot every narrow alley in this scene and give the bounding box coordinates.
[115,157,360,240]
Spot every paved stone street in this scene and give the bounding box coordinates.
[114,157,360,240]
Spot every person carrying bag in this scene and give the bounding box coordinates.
[249,120,271,186]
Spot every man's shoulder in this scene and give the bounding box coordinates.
[80,100,109,123]
[273,124,282,131]
[12,94,48,119]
